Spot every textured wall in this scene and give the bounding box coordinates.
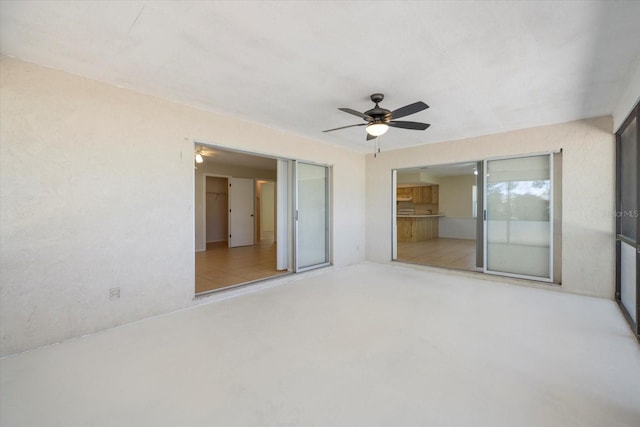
[0,56,365,356]
[366,116,615,298]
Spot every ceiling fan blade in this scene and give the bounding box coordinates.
[338,107,373,121]
[388,121,431,130]
[323,123,366,132]
[390,101,429,120]
[366,133,377,141]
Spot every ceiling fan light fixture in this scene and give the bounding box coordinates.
[195,153,204,163]
[366,122,389,137]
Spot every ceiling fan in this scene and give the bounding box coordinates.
[194,145,217,164]
[323,93,430,141]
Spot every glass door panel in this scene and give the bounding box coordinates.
[616,106,639,337]
[619,116,637,321]
[484,154,552,281]
[620,116,637,241]
[295,162,330,271]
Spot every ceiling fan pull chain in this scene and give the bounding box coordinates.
[374,135,381,158]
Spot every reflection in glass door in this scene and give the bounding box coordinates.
[295,161,330,271]
[484,154,553,281]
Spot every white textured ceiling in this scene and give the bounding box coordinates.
[2,1,639,153]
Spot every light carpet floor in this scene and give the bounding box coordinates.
[1,262,639,426]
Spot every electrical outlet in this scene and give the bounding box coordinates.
[109,287,120,300]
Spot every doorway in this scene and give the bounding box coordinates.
[393,154,561,283]
[256,180,276,243]
[194,145,332,294]
[393,162,480,272]
[195,146,284,294]
[205,176,228,245]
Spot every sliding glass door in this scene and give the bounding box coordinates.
[616,102,639,339]
[484,154,553,281]
[295,161,330,271]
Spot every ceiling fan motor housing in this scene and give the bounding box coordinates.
[370,93,384,103]
[365,93,391,122]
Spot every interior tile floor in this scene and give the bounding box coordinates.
[2,263,639,427]
[397,237,478,271]
[195,238,286,293]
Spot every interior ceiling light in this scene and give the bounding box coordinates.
[473,168,478,175]
[366,122,389,137]
[195,152,204,163]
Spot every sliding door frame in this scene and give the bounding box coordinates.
[483,152,555,282]
[391,153,561,284]
[193,142,333,295]
[293,160,332,272]
[615,101,640,340]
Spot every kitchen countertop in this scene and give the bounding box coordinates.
[397,214,443,218]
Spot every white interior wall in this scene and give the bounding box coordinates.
[396,171,441,185]
[439,218,477,240]
[438,175,477,240]
[366,116,615,298]
[439,175,476,217]
[0,56,365,356]
[261,181,275,236]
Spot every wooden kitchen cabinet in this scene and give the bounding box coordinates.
[411,187,423,204]
[397,187,412,201]
[397,185,439,204]
[430,185,439,204]
[397,216,440,242]
[421,186,432,203]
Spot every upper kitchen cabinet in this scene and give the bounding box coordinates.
[421,186,432,204]
[412,187,423,204]
[430,186,439,204]
[397,185,439,204]
[397,187,412,202]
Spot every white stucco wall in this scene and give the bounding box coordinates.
[0,56,365,356]
[366,116,616,299]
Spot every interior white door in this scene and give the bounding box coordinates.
[228,177,255,248]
